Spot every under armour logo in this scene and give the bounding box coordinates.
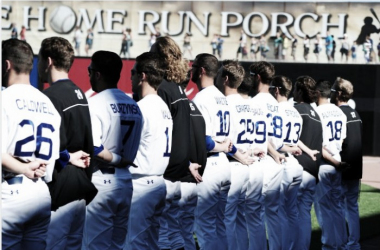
[10,190,19,195]
[104,180,111,184]
[75,89,83,99]
[147,180,154,184]
[351,112,356,118]
[310,110,315,117]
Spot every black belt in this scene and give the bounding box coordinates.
[207,152,219,158]
[98,168,115,174]
[5,176,23,185]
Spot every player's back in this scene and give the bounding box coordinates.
[2,84,61,182]
[278,101,303,147]
[193,85,229,143]
[131,94,173,176]
[315,103,347,159]
[88,88,143,177]
[252,92,283,150]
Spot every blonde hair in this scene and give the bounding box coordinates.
[154,36,189,84]
[334,77,354,102]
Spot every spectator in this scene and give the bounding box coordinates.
[85,28,94,56]
[291,35,298,61]
[363,34,372,63]
[183,32,193,59]
[325,31,333,61]
[250,37,259,60]
[340,34,350,62]
[73,26,82,56]
[377,39,380,62]
[211,34,218,56]
[11,23,18,39]
[282,33,289,60]
[120,28,132,59]
[236,29,248,60]
[314,33,322,62]
[216,34,224,59]
[331,35,336,62]
[274,32,283,60]
[304,35,311,62]
[259,35,269,60]
[351,41,357,62]
[20,25,26,41]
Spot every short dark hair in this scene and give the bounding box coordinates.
[294,75,318,104]
[271,75,292,98]
[333,77,353,102]
[220,60,245,89]
[194,53,219,79]
[249,61,275,85]
[238,75,253,95]
[40,37,74,72]
[135,52,165,90]
[2,39,34,74]
[91,51,122,85]
[316,80,332,99]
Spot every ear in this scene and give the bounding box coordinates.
[140,72,147,82]
[5,60,11,72]
[47,57,53,68]
[223,75,229,86]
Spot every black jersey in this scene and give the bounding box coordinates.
[180,100,207,183]
[44,79,97,210]
[158,79,191,181]
[339,105,363,180]
[294,103,323,181]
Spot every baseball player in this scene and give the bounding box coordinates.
[82,51,143,249]
[1,39,60,249]
[249,61,285,250]
[331,78,363,250]
[151,37,191,250]
[269,76,304,249]
[125,52,173,249]
[215,60,258,250]
[39,37,97,250]
[177,73,206,250]
[292,76,323,249]
[314,80,348,250]
[191,53,233,250]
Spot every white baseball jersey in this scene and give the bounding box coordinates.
[131,94,173,176]
[315,103,347,158]
[88,88,143,178]
[251,92,282,151]
[278,101,303,147]
[193,85,230,142]
[2,84,61,182]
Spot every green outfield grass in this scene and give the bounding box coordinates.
[310,183,380,250]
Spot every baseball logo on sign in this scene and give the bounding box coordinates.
[49,5,77,34]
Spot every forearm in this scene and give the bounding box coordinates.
[322,148,340,167]
[298,140,313,156]
[2,153,27,174]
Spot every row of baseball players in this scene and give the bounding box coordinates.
[1,35,362,250]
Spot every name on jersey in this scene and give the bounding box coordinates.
[236,105,264,115]
[285,110,300,118]
[267,104,278,113]
[215,97,228,105]
[321,110,342,119]
[16,99,55,115]
[162,110,172,119]
[110,103,140,115]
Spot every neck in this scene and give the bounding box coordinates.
[239,93,249,99]
[7,72,31,87]
[200,76,214,89]
[224,86,238,96]
[317,97,329,106]
[277,95,288,103]
[50,68,69,84]
[258,82,269,93]
[337,100,348,106]
[141,81,157,98]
